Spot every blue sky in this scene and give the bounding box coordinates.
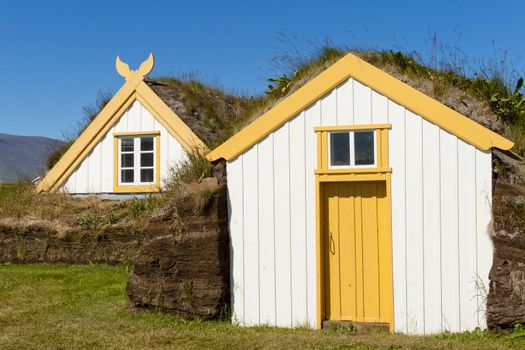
[0,0,523,139]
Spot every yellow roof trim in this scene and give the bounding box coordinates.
[37,54,206,193]
[208,53,513,161]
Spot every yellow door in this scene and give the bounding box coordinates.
[323,181,392,324]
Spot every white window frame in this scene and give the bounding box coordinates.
[117,135,157,186]
[328,129,377,169]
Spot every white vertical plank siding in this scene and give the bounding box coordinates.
[336,79,353,125]
[320,90,337,126]
[87,148,98,192]
[140,102,155,130]
[163,130,185,184]
[371,91,388,123]
[74,155,89,193]
[99,127,114,192]
[289,112,308,326]
[241,146,260,325]
[61,100,188,193]
[160,128,170,185]
[439,130,461,332]
[226,78,495,334]
[258,135,276,325]
[127,102,141,131]
[64,168,76,193]
[304,103,321,326]
[114,109,128,133]
[457,140,479,330]
[422,119,443,333]
[404,110,425,334]
[388,100,408,333]
[353,80,372,124]
[273,124,292,327]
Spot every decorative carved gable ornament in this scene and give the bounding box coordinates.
[116,53,154,81]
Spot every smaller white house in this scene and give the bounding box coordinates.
[37,54,206,194]
[207,53,514,334]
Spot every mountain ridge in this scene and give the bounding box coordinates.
[0,133,64,183]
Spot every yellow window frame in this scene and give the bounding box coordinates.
[113,131,161,193]
[315,123,391,177]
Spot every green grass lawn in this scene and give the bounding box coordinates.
[0,264,524,350]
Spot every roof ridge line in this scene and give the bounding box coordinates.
[207,53,513,161]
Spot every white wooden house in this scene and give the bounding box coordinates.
[37,54,207,194]
[207,53,513,334]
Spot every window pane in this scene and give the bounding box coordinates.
[141,137,154,151]
[354,131,375,165]
[121,169,134,183]
[330,133,350,166]
[121,153,134,168]
[140,153,154,167]
[121,138,134,152]
[141,169,154,183]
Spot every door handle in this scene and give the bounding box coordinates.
[329,232,336,255]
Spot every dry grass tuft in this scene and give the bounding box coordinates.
[190,188,216,214]
[0,181,79,222]
[0,149,216,229]
[0,182,149,229]
[163,149,214,199]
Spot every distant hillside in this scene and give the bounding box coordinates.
[0,133,64,183]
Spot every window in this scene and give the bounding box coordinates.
[315,124,389,173]
[329,130,375,167]
[118,135,156,185]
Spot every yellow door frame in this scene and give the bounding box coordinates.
[314,124,394,332]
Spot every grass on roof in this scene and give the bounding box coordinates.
[151,46,524,154]
[147,77,264,148]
